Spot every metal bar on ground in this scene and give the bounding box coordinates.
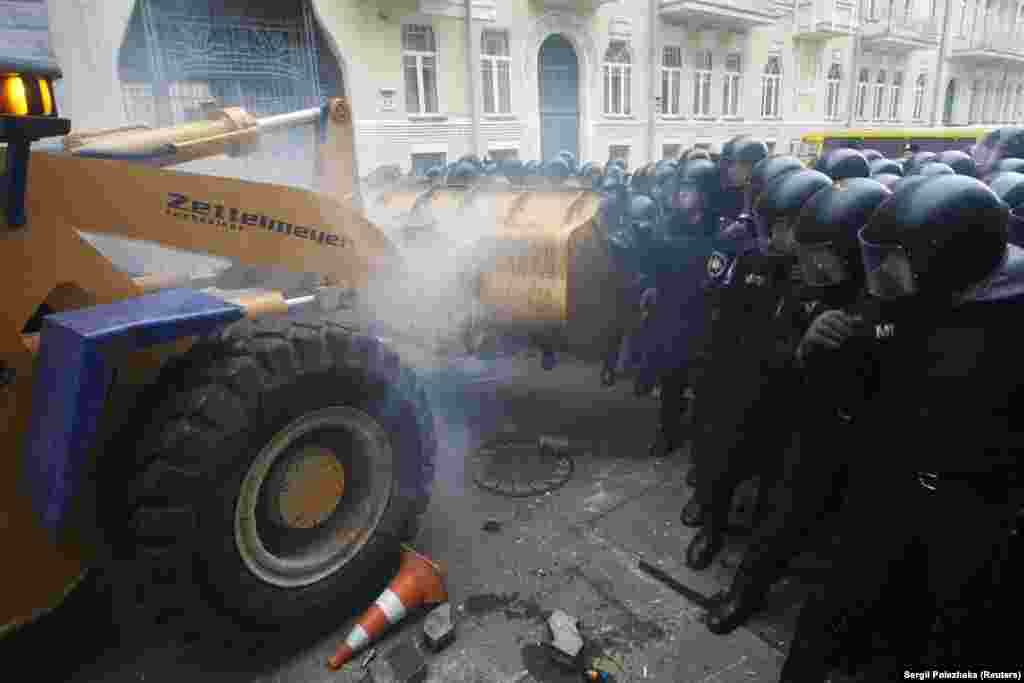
[636,559,711,609]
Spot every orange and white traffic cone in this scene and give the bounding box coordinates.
[326,546,448,670]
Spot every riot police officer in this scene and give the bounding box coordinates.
[645,159,721,457]
[701,177,892,636]
[816,148,870,181]
[903,150,938,175]
[681,154,803,496]
[860,149,884,163]
[683,169,832,571]
[919,161,955,176]
[780,175,1023,680]
[871,173,902,190]
[718,136,768,224]
[972,126,1024,178]
[989,156,1024,177]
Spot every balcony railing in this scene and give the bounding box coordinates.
[794,0,858,37]
[659,0,782,30]
[952,26,1024,62]
[860,1,939,49]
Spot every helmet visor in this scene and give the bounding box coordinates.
[798,241,850,287]
[859,228,917,298]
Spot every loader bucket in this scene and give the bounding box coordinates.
[368,179,627,362]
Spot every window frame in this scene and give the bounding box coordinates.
[402,23,440,116]
[912,73,927,121]
[723,52,742,117]
[661,45,684,117]
[889,72,903,121]
[761,55,782,119]
[856,68,870,120]
[608,144,631,167]
[825,63,842,121]
[694,49,713,117]
[480,29,512,116]
[603,40,633,117]
[873,70,888,121]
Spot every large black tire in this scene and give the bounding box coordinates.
[112,317,437,629]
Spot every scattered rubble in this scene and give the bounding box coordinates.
[482,519,502,533]
[386,640,427,683]
[423,603,456,652]
[546,610,584,667]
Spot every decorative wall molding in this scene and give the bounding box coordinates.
[609,16,633,40]
[418,0,497,22]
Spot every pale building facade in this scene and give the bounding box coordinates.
[36,0,1024,177]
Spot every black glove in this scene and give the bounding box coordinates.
[796,310,862,361]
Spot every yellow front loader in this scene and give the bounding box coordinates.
[0,54,623,641]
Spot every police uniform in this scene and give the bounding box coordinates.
[683,170,831,569]
[780,176,1023,679]
[702,178,893,636]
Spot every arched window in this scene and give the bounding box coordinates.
[873,70,888,120]
[825,63,842,120]
[723,53,742,117]
[661,46,683,116]
[960,0,970,36]
[856,68,870,119]
[913,73,927,120]
[984,81,994,122]
[996,82,1007,123]
[603,41,632,116]
[761,56,782,118]
[403,24,439,114]
[694,49,713,116]
[890,71,904,120]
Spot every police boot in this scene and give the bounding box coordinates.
[679,496,704,527]
[703,568,769,635]
[685,526,725,571]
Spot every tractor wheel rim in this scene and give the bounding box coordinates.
[234,406,395,588]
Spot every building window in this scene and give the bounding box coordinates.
[488,148,519,162]
[694,49,713,116]
[959,0,968,35]
[411,152,446,176]
[867,0,878,20]
[825,63,842,121]
[984,81,994,122]
[913,73,927,120]
[873,70,888,120]
[481,30,511,115]
[1008,83,1019,122]
[661,46,683,116]
[609,145,630,166]
[723,53,742,117]
[761,56,782,118]
[889,72,903,120]
[604,41,632,116]
[403,24,439,115]
[1017,84,1024,121]
[856,68,869,119]
[970,80,981,122]
[996,83,1006,123]
[663,143,682,160]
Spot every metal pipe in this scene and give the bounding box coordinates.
[648,0,658,164]
[466,0,482,158]
[256,107,324,133]
[930,0,954,126]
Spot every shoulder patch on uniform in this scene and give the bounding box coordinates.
[707,251,728,279]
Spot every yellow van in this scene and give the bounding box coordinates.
[798,126,993,165]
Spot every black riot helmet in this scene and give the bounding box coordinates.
[938,149,977,177]
[751,155,804,205]
[756,169,833,253]
[872,173,903,190]
[629,194,659,235]
[666,158,719,235]
[919,162,955,177]
[720,135,748,163]
[990,157,1024,176]
[818,148,871,181]
[861,149,884,162]
[860,175,1009,299]
[973,127,1024,178]
[988,171,1024,209]
[722,137,768,189]
[794,178,892,288]
[870,158,904,177]
[904,151,939,175]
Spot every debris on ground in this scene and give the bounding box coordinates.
[386,640,427,683]
[482,519,502,533]
[423,602,456,652]
[538,434,570,456]
[546,610,584,667]
[360,648,378,670]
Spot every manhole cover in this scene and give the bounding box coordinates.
[472,439,574,497]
